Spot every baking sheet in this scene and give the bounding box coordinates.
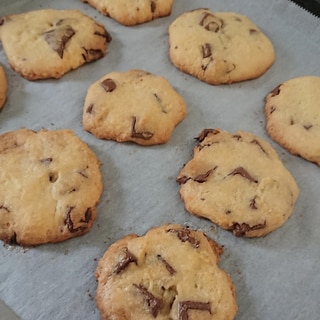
[0,0,320,319]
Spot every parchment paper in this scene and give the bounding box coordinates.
[0,0,320,319]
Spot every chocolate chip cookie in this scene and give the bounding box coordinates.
[265,76,320,165]
[169,8,275,85]
[0,129,103,246]
[0,9,112,80]
[177,129,299,237]
[0,65,7,110]
[82,0,174,26]
[96,224,238,319]
[82,69,187,145]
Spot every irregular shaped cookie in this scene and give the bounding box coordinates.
[265,76,320,165]
[177,129,299,237]
[0,65,7,110]
[168,8,275,85]
[96,224,238,320]
[83,69,187,146]
[0,9,112,80]
[0,129,103,246]
[82,0,173,26]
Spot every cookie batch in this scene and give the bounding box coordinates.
[0,2,318,320]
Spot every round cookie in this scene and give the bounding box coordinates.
[168,8,275,85]
[82,69,187,146]
[0,128,103,246]
[83,0,174,26]
[0,66,7,110]
[265,76,320,165]
[96,224,238,320]
[0,9,112,80]
[176,129,299,237]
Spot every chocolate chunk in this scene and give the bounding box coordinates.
[303,124,313,131]
[9,232,18,245]
[153,93,168,114]
[49,172,58,183]
[167,228,200,248]
[133,284,163,317]
[78,168,89,178]
[82,48,104,62]
[176,175,190,185]
[250,139,268,155]
[40,157,53,165]
[151,1,156,13]
[249,28,258,34]
[249,196,258,209]
[232,221,266,237]
[178,301,211,320]
[64,206,87,233]
[101,78,116,92]
[157,254,176,275]
[194,167,216,183]
[201,57,213,71]
[269,84,282,97]
[43,25,75,59]
[0,204,10,213]
[227,167,258,183]
[80,208,92,223]
[202,43,212,58]
[131,117,153,140]
[114,247,137,274]
[232,134,242,141]
[199,12,222,32]
[269,106,276,114]
[197,129,220,142]
[86,104,94,114]
[94,30,112,43]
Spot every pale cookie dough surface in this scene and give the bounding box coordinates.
[0,9,112,80]
[82,69,187,145]
[82,0,174,26]
[169,8,275,85]
[176,129,299,237]
[265,76,320,165]
[96,224,238,320]
[0,129,103,246]
[0,66,7,110]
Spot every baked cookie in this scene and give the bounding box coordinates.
[0,65,7,110]
[0,9,112,80]
[265,76,320,165]
[82,0,174,26]
[0,128,103,246]
[176,129,299,237]
[83,69,187,146]
[168,8,275,85]
[96,224,238,319]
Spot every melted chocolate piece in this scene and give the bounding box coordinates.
[227,167,258,183]
[197,129,220,142]
[304,124,313,131]
[9,232,18,245]
[157,254,176,275]
[199,12,222,32]
[250,139,268,155]
[131,117,153,140]
[232,221,266,237]
[80,208,92,223]
[232,134,242,141]
[82,47,104,62]
[86,104,94,114]
[114,248,137,274]
[201,57,213,71]
[78,168,89,178]
[94,30,112,43]
[176,175,189,185]
[249,28,258,34]
[43,25,75,59]
[0,204,10,213]
[167,228,200,248]
[249,196,258,209]
[178,301,211,320]
[101,78,116,92]
[269,84,282,97]
[49,172,58,183]
[153,93,168,114]
[151,1,156,13]
[40,157,53,165]
[133,284,163,317]
[202,43,212,58]
[194,167,216,183]
[64,206,88,233]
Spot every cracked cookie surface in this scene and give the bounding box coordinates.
[96,224,237,320]
[0,9,112,80]
[176,129,299,237]
[168,8,275,84]
[0,66,7,110]
[265,76,320,165]
[0,129,103,246]
[82,0,173,26]
[82,69,187,145]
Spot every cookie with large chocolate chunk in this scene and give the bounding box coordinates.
[0,9,112,80]
[82,69,187,145]
[82,0,173,26]
[177,129,299,237]
[0,65,7,110]
[96,224,238,319]
[168,8,275,85]
[0,129,103,246]
[265,76,320,165]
